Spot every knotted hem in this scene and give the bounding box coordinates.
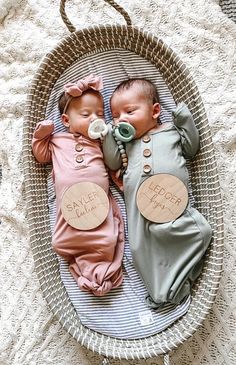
[78,276,118,296]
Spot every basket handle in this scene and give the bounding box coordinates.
[60,0,132,33]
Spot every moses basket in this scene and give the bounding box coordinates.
[22,0,224,363]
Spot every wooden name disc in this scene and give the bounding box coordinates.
[61,182,109,230]
[136,174,188,223]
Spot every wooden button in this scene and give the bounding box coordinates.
[75,143,83,152]
[143,164,152,173]
[143,148,151,157]
[142,135,151,143]
[76,155,84,163]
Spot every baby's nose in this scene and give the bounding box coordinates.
[118,115,129,123]
[92,113,102,121]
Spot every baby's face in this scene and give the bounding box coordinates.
[63,91,104,137]
[111,86,160,139]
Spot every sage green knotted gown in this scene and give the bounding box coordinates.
[103,103,212,307]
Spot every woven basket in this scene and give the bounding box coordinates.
[22,0,224,361]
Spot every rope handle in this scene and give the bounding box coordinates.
[60,0,132,33]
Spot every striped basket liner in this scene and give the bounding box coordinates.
[44,47,193,341]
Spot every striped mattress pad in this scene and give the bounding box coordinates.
[45,48,191,339]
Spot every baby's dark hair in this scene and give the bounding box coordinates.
[58,91,71,115]
[112,78,160,104]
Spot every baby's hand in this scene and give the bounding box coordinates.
[33,120,54,139]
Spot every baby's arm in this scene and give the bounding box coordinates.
[32,120,54,163]
[102,124,122,170]
[173,103,200,158]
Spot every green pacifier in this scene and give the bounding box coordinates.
[114,121,136,142]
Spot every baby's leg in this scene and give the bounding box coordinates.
[131,206,212,307]
[53,195,125,296]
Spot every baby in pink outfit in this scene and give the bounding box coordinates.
[32,75,124,296]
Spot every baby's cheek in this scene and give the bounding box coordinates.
[78,121,90,137]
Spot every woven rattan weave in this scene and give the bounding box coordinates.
[22,0,224,361]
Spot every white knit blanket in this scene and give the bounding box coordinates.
[0,1,236,364]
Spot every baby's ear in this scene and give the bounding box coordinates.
[61,114,70,128]
[152,103,160,119]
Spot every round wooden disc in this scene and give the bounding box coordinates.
[136,174,188,223]
[61,182,109,230]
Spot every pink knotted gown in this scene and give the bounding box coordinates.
[32,120,124,296]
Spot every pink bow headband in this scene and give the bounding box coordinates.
[62,74,103,114]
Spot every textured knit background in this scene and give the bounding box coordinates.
[0,0,236,364]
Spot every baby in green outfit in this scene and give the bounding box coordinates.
[103,78,212,308]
